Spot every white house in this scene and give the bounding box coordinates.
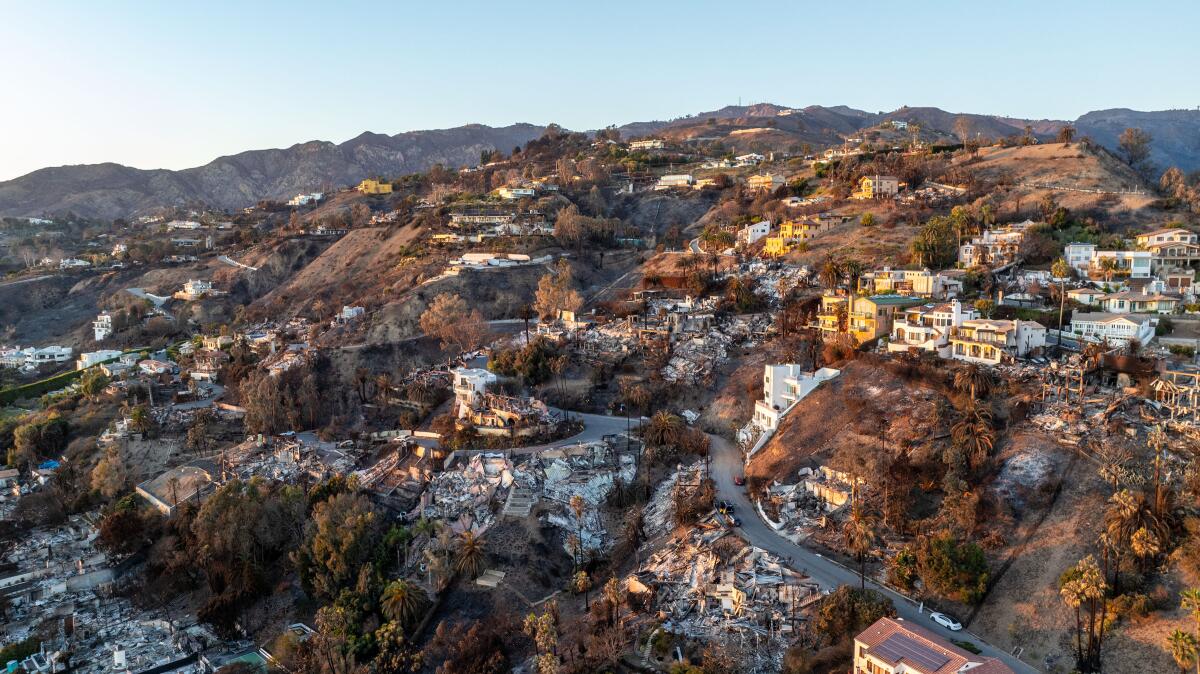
[887,300,979,357]
[735,153,765,165]
[93,312,113,341]
[737,221,771,247]
[496,187,536,200]
[77,349,122,370]
[288,192,324,207]
[1070,312,1157,346]
[166,220,203,230]
[175,279,214,301]
[26,346,73,366]
[752,365,841,431]
[1064,243,1153,279]
[59,258,91,270]
[655,174,695,190]
[949,319,1046,365]
[452,367,498,418]
[337,306,365,322]
[629,139,665,151]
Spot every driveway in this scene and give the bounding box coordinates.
[708,434,1037,673]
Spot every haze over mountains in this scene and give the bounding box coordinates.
[3,104,1198,220]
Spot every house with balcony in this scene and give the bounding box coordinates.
[949,319,1046,365]
[452,367,498,418]
[1070,312,1157,346]
[1097,288,1179,314]
[858,268,962,299]
[887,300,979,357]
[958,221,1033,267]
[763,236,791,257]
[819,294,924,344]
[93,312,113,341]
[1063,243,1153,279]
[746,173,786,192]
[752,365,841,431]
[853,617,1015,674]
[1136,227,1200,270]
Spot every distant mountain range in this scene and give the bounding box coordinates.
[0,124,544,220]
[2,105,1198,220]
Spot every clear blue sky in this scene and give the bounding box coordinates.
[1,0,1196,180]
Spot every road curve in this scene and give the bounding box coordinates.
[708,433,1037,673]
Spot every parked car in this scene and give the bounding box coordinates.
[730,516,742,527]
[929,612,962,631]
[733,475,745,486]
[717,501,734,514]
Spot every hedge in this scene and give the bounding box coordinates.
[0,346,152,406]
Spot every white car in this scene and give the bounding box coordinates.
[930,612,962,631]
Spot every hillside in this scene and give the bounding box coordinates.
[1076,108,1200,172]
[0,124,544,220]
[962,141,1158,219]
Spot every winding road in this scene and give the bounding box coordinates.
[708,434,1037,673]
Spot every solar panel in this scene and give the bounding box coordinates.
[872,633,952,673]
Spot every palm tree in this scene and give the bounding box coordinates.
[1104,489,1163,593]
[953,365,995,401]
[455,531,485,578]
[842,259,864,294]
[819,256,841,291]
[642,411,684,449]
[842,487,877,589]
[518,303,534,344]
[1130,526,1160,573]
[1052,257,1071,348]
[951,410,996,469]
[1182,588,1200,634]
[573,570,592,610]
[1167,629,1198,673]
[381,579,428,627]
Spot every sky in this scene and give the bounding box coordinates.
[0,0,1196,180]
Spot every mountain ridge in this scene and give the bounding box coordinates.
[3,105,1197,220]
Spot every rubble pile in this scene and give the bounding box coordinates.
[764,466,856,542]
[537,443,637,552]
[417,452,513,534]
[630,520,821,671]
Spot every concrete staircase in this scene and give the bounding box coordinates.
[502,486,536,518]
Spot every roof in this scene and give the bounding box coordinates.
[855,617,1015,674]
[1139,227,1193,238]
[1100,290,1178,302]
[1072,312,1156,325]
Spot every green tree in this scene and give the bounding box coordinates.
[293,492,382,600]
[916,532,989,604]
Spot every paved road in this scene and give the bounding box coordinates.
[708,434,1037,673]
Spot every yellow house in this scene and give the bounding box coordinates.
[357,178,393,195]
[747,173,786,191]
[818,294,922,344]
[763,236,791,257]
[779,220,821,241]
[854,175,899,199]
